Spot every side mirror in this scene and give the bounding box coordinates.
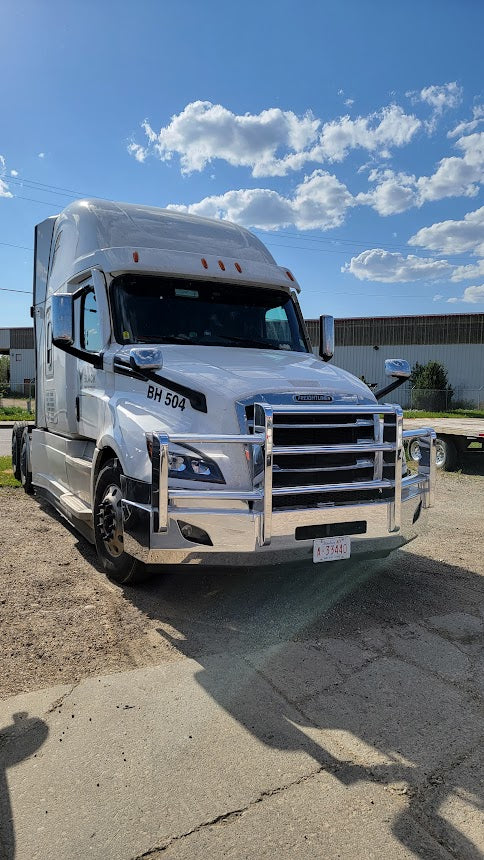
[385,358,411,379]
[375,358,411,400]
[51,294,74,346]
[319,315,334,362]
[129,347,163,373]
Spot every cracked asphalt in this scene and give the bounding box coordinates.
[0,464,483,859]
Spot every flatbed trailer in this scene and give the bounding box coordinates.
[404,417,484,470]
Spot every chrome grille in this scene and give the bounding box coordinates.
[246,403,398,509]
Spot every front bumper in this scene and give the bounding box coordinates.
[120,404,436,567]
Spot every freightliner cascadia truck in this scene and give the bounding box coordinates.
[12,199,436,584]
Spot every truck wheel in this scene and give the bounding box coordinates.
[20,428,34,494]
[435,436,458,472]
[94,459,147,585]
[11,422,25,482]
[407,435,459,471]
[407,438,421,464]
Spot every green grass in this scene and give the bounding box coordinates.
[0,406,33,422]
[0,456,20,488]
[404,409,484,420]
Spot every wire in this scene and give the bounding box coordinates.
[0,286,31,294]
[0,240,33,251]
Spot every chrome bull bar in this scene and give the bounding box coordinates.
[151,403,436,546]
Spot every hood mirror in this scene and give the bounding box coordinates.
[319,315,334,362]
[51,294,74,346]
[384,358,410,379]
[129,347,163,373]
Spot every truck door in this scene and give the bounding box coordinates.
[77,272,110,439]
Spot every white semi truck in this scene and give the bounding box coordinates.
[12,199,436,583]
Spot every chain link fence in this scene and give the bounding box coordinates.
[0,381,36,414]
[408,387,484,411]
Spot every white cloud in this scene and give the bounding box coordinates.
[409,206,484,257]
[168,169,354,230]
[129,100,421,176]
[38,152,45,158]
[448,104,484,138]
[342,249,452,282]
[433,294,444,301]
[344,98,354,107]
[312,104,421,163]
[359,132,484,215]
[450,259,484,282]
[407,82,463,132]
[357,169,418,215]
[10,169,18,177]
[0,154,13,198]
[127,142,147,163]
[134,101,319,177]
[447,284,484,303]
[418,82,463,112]
[417,132,484,202]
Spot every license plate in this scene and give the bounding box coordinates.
[313,536,351,563]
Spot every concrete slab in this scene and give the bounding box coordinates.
[158,770,451,860]
[0,657,327,860]
[387,623,472,682]
[301,657,484,788]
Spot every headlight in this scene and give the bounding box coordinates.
[168,452,225,483]
[147,438,225,483]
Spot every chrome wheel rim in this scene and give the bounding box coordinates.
[408,439,421,462]
[435,440,446,468]
[97,484,124,557]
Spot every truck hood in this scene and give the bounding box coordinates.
[126,345,376,404]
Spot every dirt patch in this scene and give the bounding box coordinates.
[0,491,180,698]
[0,469,483,699]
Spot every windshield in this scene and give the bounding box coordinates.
[111,274,310,352]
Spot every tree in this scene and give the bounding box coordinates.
[410,360,453,410]
[0,355,9,385]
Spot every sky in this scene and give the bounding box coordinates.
[1,0,483,327]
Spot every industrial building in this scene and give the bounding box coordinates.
[0,327,35,393]
[305,313,484,408]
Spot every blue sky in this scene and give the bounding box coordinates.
[1,0,483,327]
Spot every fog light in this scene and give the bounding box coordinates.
[178,520,213,546]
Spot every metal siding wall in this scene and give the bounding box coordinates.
[10,328,34,349]
[325,344,484,406]
[9,349,36,386]
[0,329,11,350]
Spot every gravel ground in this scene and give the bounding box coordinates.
[0,466,483,700]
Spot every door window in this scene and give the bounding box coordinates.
[81,290,103,352]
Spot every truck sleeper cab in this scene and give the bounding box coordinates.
[15,198,436,584]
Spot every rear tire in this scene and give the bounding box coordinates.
[93,459,147,585]
[407,435,459,471]
[435,436,459,472]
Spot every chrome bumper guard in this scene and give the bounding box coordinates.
[149,404,436,548]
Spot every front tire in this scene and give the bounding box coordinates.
[93,459,147,584]
[20,428,34,494]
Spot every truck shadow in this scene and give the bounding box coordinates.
[123,550,484,858]
[0,712,49,860]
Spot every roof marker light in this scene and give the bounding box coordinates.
[218,260,225,271]
[201,258,208,269]
[133,251,139,263]
[235,262,242,273]
[285,269,294,282]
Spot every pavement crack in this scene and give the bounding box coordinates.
[132,766,332,858]
[45,682,79,714]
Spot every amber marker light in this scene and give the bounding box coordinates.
[133,251,139,263]
[218,260,226,271]
[235,262,242,273]
[285,269,294,282]
[201,258,208,269]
